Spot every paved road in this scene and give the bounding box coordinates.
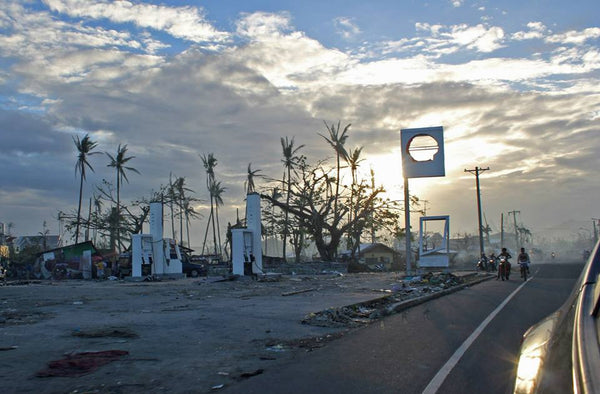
[222,262,584,394]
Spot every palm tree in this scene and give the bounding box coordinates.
[210,180,226,258]
[200,153,218,255]
[245,163,261,194]
[174,176,193,245]
[319,121,350,225]
[266,187,282,256]
[168,173,177,240]
[74,134,100,244]
[181,197,201,248]
[106,144,140,252]
[281,136,304,261]
[344,146,364,258]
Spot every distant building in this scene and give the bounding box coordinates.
[342,242,400,270]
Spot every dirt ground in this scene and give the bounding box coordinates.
[0,271,485,393]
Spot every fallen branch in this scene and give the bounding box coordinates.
[281,288,315,297]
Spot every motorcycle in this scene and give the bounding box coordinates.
[519,261,528,281]
[488,257,497,272]
[498,255,511,281]
[477,257,488,271]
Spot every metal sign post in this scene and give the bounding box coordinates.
[401,126,445,274]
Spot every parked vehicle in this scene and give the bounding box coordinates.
[182,261,207,277]
[513,239,600,393]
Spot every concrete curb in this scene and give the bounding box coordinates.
[385,273,495,314]
[303,273,495,327]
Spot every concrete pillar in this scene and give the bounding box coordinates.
[131,234,143,277]
[246,193,262,273]
[149,202,164,274]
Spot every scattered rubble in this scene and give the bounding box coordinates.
[302,272,485,328]
[0,308,50,326]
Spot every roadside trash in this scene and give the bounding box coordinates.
[207,275,237,283]
[217,371,229,376]
[0,345,18,351]
[257,273,282,282]
[211,384,225,390]
[36,350,128,377]
[236,368,264,380]
[303,272,472,328]
[265,344,286,352]
[72,301,83,305]
[108,276,118,281]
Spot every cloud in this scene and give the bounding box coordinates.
[333,17,361,40]
[512,21,547,40]
[42,0,230,44]
[545,27,600,45]
[1,4,599,238]
[411,22,505,55]
[236,11,293,40]
[233,12,351,89]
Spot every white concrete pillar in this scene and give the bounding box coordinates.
[246,193,262,273]
[131,234,143,277]
[149,202,164,274]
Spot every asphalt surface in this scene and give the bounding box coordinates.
[222,262,584,394]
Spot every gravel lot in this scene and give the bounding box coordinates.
[0,272,486,393]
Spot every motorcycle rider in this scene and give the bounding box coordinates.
[478,253,488,271]
[488,252,498,271]
[498,248,512,280]
[517,247,531,276]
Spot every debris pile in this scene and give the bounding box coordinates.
[302,272,468,328]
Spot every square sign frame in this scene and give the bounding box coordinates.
[401,126,445,178]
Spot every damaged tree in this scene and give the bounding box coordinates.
[261,157,400,262]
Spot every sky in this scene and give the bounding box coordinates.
[0,0,599,248]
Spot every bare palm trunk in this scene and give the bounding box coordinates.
[211,201,217,257]
[185,212,190,248]
[179,196,184,245]
[283,167,292,261]
[116,176,121,252]
[202,208,213,255]
[215,204,222,257]
[76,175,84,244]
[85,197,91,242]
[170,198,175,239]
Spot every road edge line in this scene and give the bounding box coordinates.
[422,277,531,394]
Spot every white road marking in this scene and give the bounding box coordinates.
[422,276,531,394]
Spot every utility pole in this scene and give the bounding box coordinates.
[422,200,429,250]
[593,218,599,243]
[500,213,504,249]
[509,210,521,250]
[464,166,489,259]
